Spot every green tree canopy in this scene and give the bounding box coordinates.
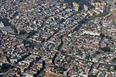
[19,30,26,35]
[101,47,110,52]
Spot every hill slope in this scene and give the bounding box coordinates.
[63,0,101,10]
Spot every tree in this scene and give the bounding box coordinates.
[0,18,11,26]
[27,30,36,38]
[22,40,35,48]
[0,64,12,73]
[0,30,2,33]
[88,74,97,77]
[17,68,21,72]
[13,11,18,17]
[19,30,26,35]
[96,51,100,54]
[112,58,116,62]
[10,26,18,33]
[59,18,65,23]
[100,33,105,37]
[113,66,116,71]
[85,56,89,60]
[58,67,65,72]
[101,47,110,52]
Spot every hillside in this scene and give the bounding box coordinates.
[63,0,102,10]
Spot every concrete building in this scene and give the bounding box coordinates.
[84,5,88,11]
[0,22,4,27]
[0,22,14,34]
[73,2,79,11]
[83,31,100,36]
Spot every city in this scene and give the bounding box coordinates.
[0,0,116,77]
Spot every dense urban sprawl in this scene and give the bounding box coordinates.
[0,0,116,77]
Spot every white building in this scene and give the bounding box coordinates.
[23,73,33,77]
[83,31,100,36]
[84,5,88,11]
[0,22,4,27]
[0,22,14,34]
